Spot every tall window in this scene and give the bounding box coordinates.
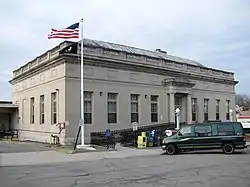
[192,98,197,122]
[30,97,35,124]
[204,99,209,122]
[51,92,57,124]
[40,95,45,124]
[216,99,220,120]
[84,91,92,124]
[151,95,158,122]
[22,99,26,124]
[131,94,139,123]
[226,100,230,120]
[108,93,117,123]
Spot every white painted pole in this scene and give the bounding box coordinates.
[175,108,180,130]
[80,18,85,146]
[229,108,233,122]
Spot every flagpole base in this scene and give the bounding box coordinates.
[76,144,96,150]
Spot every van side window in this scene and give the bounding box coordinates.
[194,125,212,137]
[234,123,243,135]
[178,126,191,137]
[217,124,234,136]
[211,124,218,136]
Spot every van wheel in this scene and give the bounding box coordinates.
[222,143,235,154]
[166,144,176,155]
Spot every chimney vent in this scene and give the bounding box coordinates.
[155,49,167,54]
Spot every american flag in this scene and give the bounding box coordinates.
[48,22,80,39]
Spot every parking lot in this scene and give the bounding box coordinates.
[1,148,250,187]
[0,141,50,153]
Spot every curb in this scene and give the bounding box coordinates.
[53,148,76,154]
[48,146,118,154]
[46,146,76,154]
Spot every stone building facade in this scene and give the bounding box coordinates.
[9,38,238,144]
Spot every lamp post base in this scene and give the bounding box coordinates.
[76,144,96,150]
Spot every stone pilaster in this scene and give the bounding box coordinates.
[187,94,192,124]
[169,93,175,123]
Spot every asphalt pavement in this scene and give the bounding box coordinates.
[0,141,50,153]
[1,149,250,187]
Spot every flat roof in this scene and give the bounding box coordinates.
[0,101,18,108]
[0,101,12,104]
[81,38,206,67]
[12,38,235,76]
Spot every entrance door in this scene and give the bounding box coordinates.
[175,96,182,109]
[8,113,11,131]
[0,113,10,131]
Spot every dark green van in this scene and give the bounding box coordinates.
[162,122,247,155]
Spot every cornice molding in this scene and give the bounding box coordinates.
[162,78,195,88]
[12,40,236,82]
[9,55,65,85]
[10,53,238,86]
[63,54,238,86]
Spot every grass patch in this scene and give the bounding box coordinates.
[0,138,19,142]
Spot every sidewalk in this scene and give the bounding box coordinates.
[0,147,162,167]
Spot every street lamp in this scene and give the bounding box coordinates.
[175,108,180,130]
[229,108,233,122]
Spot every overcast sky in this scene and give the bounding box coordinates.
[0,0,249,100]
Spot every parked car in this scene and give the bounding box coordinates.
[162,122,247,155]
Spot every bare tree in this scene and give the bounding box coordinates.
[236,94,250,111]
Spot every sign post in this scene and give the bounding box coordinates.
[79,119,84,126]
[105,128,111,137]
[132,122,138,131]
[105,128,111,149]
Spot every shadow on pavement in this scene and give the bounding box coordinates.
[161,149,249,155]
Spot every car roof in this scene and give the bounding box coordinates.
[186,121,241,127]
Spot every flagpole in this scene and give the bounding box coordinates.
[80,18,85,146]
[76,19,94,150]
